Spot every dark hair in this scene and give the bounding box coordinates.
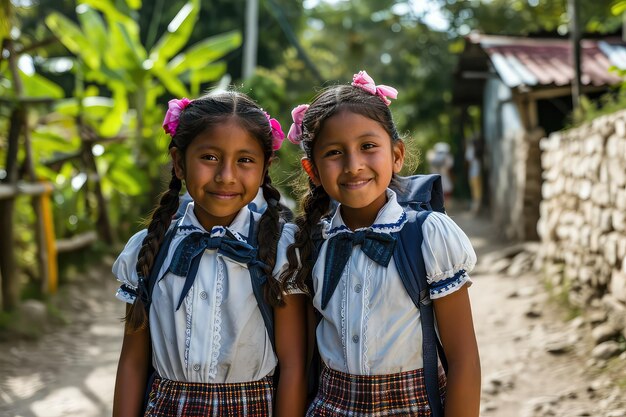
[280,84,402,294]
[126,91,286,332]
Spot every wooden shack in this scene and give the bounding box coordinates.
[453,33,626,240]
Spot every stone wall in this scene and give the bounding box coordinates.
[538,109,626,339]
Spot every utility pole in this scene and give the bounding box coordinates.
[264,0,324,83]
[568,0,582,112]
[243,0,259,79]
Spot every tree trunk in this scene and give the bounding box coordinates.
[6,36,51,296]
[0,107,23,311]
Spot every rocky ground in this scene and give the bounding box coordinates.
[0,206,625,417]
[460,209,626,417]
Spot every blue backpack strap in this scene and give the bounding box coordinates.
[393,210,445,417]
[247,212,285,352]
[144,218,182,313]
[138,217,181,411]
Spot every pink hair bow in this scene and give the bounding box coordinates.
[265,112,285,151]
[287,104,309,144]
[163,97,192,136]
[351,70,398,106]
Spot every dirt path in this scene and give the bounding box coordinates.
[0,267,124,417]
[0,208,624,416]
[451,209,626,417]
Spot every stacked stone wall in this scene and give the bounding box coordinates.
[538,110,626,338]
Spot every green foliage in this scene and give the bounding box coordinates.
[569,87,626,127]
[99,143,150,197]
[45,0,241,123]
[612,0,626,15]
[0,71,65,99]
[150,0,200,65]
[46,12,100,70]
[0,0,11,43]
[14,197,38,280]
[436,0,621,36]
[0,0,245,308]
[242,68,286,116]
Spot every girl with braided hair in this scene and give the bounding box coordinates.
[112,91,307,416]
[282,71,481,416]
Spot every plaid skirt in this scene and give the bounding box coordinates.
[144,375,274,417]
[306,365,446,417]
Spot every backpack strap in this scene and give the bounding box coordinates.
[247,211,285,352]
[393,210,446,417]
[144,218,183,313]
[138,217,181,411]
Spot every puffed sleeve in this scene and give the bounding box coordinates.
[112,229,147,304]
[421,212,477,299]
[272,223,306,296]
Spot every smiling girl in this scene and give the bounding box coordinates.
[112,92,307,417]
[283,71,481,417]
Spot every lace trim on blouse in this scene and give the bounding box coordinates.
[340,262,349,371]
[184,286,193,368]
[208,256,225,379]
[323,211,408,239]
[429,269,471,299]
[362,259,374,375]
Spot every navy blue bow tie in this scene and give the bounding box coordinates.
[168,232,259,310]
[321,230,396,309]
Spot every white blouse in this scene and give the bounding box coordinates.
[113,203,298,383]
[312,189,476,375]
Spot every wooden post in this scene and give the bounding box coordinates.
[39,182,58,294]
[568,0,582,112]
[1,35,22,311]
[0,105,22,311]
[5,36,51,296]
[25,134,51,296]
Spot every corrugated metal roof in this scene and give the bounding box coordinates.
[468,34,626,89]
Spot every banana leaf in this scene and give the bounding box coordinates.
[168,31,241,75]
[77,5,107,54]
[100,82,128,137]
[149,0,200,66]
[45,13,100,70]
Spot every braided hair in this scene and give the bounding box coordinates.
[125,91,286,331]
[280,84,403,294]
